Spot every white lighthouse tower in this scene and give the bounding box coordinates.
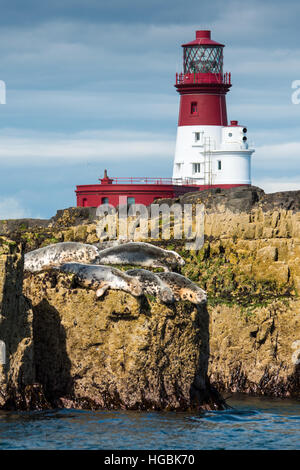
[172,30,254,187]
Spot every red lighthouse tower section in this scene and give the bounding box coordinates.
[176,30,231,127]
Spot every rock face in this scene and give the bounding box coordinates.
[209,301,300,397]
[1,185,300,400]
[0,238,37,409]
[0,237,224,411]
[22,271,222,411]
[176,188,300,397]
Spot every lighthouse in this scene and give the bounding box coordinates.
[172,30,254,186]
[76,29,254,208]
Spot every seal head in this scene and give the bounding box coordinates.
[126,268,175,304]
[157,272,207,305]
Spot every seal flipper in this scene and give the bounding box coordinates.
[96,282,110,298]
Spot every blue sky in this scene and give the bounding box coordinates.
[0,0,300,218]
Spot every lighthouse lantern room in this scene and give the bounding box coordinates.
[172,30,254,186]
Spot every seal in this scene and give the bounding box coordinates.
[24,242,100,273]
[96,242,185,271]
[126,268,175,304]
[57,262,143,298]
[156,272,207,305]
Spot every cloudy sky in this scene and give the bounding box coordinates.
[0,0,300,218]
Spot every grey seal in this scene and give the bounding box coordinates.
[57,262,143,298]
[24,242,100,273]
[156,272,207,305]
[96,242,185,272]
[126,268,175,304]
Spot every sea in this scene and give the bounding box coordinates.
[0,394,299,450]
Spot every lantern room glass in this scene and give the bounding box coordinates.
[183,46,223,74]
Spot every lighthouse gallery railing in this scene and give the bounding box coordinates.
[101,177,200,186]
[175,72,231,85]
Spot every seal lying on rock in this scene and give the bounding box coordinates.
[24,242,100,273]
[126,269,175,304]
[156,272,207,305]
[57,262,143,298]
[96,242,185,272]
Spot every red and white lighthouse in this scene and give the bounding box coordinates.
[173,30,254,186]
[76,29,254,208]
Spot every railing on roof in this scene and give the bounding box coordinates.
[100,176,200,186]
[175,71,231,86]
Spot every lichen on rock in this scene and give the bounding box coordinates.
[1,185,300,403]
[208,300,300,398]
[0,235,225,411]
[23,271,224,411]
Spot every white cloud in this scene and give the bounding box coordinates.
[226,47,300,76]
[254,141,300,170]
[6,89,178,120]
[0,128,175,166]
[253,177,300,194]
[230,103,300,126]
[0,197,32,219]
[0,21,188,84]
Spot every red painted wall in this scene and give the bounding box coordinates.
[178,93,228,126]
[76,184,191,207]
[76,183,248,208]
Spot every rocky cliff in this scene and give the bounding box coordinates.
[209,300,300,397]
[0,238,37,409]
[174,187,300,397]
[23,271,222,410]
[0,237,223,411]
[1,185,300,399]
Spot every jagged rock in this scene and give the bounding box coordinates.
[1,184,300,401]
[0,238,40,409]
[23,271,224,411]
[0,219,49,236]
[208,301,300,398]
[0,237,225,411]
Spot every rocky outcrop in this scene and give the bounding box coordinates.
[0,238,40,409]
[0,236,224,411]
[209,300,300,397]
[176,188,300,397]
[1,185,300,400]
[22,271,222,411]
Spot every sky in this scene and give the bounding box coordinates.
[0,0,300,219]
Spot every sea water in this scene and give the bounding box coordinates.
[0,395,299,450]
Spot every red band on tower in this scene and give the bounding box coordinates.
[175,30,231,127]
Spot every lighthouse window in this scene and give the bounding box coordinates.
[228,133,232,137]
[193,163,201,173]
[184,46,223,74]
[102,197,109,204]
[191,102,197,114]
[195,132,200,142]
[217,160,222,170]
